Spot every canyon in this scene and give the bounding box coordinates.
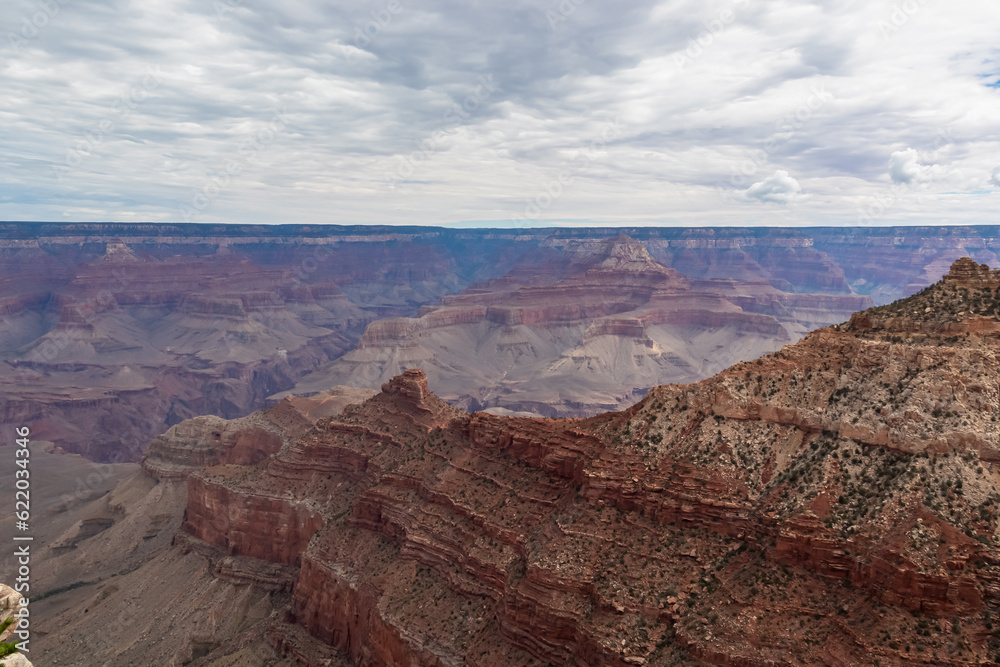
[27,257,1000,666]
[288,235,871,416]
[3,223,1000,463]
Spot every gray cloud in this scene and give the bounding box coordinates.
[745,169,801,204]
[1,0,999,226]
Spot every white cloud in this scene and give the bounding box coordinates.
[0,0,999,226]
[888,148,939,185]
[744,170,802,204]
[990,167,1000,189]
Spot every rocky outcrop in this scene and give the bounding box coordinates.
[945,257,1000,288]
[164,260,1000,665]
[289,558,456,666]
[0,584,31,667]
[182,475,323,566]
[292,236,871,417]
[0,584,23,643]
[143,386,376,479]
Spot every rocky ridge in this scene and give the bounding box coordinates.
[142,385,377,480]
[25,388,377,666]
[139,259,1000,666]
[848,257,1000,336]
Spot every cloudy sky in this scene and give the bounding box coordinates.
[1,0,999,227]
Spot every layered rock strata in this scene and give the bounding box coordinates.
[174,263,1000,665]
[142,385,376,480]
[5,225,999,463]
[292,236,872,417]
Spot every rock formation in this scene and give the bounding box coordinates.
[142,385,376,480]
[0,584,31,667]
[114,258,998,665]
[0,652,33,667]
[0,584,23,643]
[2,223,998,465]
[21,256,1000,665]
[291,235,872,417]
[25,387,374,667]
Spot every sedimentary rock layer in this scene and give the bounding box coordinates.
[4,224,999,463]
[174,264,1000,665]
[291,236,872,417]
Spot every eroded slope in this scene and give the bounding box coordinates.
[170,259,1000,666]
[291,236,871,417]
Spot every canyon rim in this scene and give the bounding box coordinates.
[15,253,1000,666]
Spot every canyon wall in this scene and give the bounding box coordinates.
[172,264,1000,665]
[4,224,1000,463]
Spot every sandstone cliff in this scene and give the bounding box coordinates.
[27,386,374,667]
[161,261,1000,665]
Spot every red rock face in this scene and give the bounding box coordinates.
[288,557,451,666]
[183,475,323,565]
[173,261,1000,665]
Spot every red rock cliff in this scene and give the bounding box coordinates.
[177,258,1000,667]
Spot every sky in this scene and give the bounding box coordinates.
[1,0,999,228]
